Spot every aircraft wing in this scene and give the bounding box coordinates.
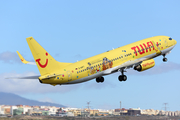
[17,51,36,65]
[103,58,147,75]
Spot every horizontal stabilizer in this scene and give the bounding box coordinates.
[6,75,40,79]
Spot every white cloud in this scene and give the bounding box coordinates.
[2,62,178,95]
[0,72,81,94]
[0,72,119,95]
[84,80,117,90]
[0,51,20,64]
[38,97,55,103]
[97,103,115,110]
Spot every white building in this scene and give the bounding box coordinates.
[0,105,4,115]
[11,106,18,115]
[23,107,33,114]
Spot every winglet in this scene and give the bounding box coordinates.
[16,51,29,64]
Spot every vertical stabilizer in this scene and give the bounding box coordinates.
[26,37,70,75]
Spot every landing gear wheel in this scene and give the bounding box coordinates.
[122,75,127,81]
[118,75,123,82]
[100,77,104,82]
[96,77,104,83]
[118,75,127,82]
[96,78,100,83]
[163,58,167,62]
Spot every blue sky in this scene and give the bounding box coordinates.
[0,0,180,111]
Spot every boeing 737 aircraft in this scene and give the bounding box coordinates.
[16,36,177,86]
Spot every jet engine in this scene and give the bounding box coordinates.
[134,59,155,72]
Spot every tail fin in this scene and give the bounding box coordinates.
[26,37,71,75]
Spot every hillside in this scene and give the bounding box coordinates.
[0,92,65,107]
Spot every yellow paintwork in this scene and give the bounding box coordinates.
[17,51,29,64]
[140,59,155,71]
[26,37,72,75]
[18,36,177,86]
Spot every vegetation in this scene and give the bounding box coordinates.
[0,115,180,120]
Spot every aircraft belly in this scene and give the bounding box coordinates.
[62,72,104,84]
[161,45,175,55]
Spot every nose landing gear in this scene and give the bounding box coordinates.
[163,55,167,62]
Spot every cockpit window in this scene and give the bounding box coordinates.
[169,37,172,40]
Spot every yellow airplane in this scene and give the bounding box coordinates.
[16,36,177,86]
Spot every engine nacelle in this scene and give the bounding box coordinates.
[134,59,155,72]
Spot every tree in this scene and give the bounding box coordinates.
[95,113,98,116]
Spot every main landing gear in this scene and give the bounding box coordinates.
[96,77,104,83]
[163,55,168,62]
[118,69,127,82]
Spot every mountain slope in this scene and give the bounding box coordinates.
[0,92,65,107]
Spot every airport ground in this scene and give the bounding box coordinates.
[1,115,180,120]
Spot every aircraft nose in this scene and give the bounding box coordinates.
[174,40,177,45]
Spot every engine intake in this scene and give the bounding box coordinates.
[134,59,155,72]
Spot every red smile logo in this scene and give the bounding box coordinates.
[36,52,48,68]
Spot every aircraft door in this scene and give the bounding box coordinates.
[67,71,72,81]
[152,41,161,55]
[124,53,127,60]
[120,54,124,61]
[163,38,168,48]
